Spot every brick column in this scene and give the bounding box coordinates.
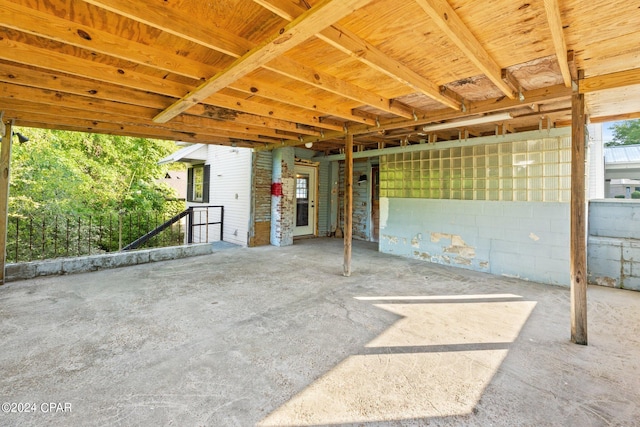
[270,147,295,246]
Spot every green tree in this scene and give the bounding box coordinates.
[6,128,186,260]
[606,120,640,147]
[9,128,182,216]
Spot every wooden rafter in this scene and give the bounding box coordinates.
[580,68,640,93]
[76,0,419,123]
[2,100,286,145]
[82,0,252,58]
[542,0,572,87]
[414,0,515,99]
[257,84,572,150]
[0,1,213,81]
[3,0,416,133]
[264,56,415,119]
[153,0,375,123]
[253,0,461,110]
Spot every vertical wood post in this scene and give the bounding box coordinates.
[570,72,587,345]
[0,120,14,285]
[343,133,353,276]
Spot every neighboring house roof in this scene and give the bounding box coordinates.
[158,143,208,164]
[604,144,640,180]
[604,144,640,164]
[157,170,187,200]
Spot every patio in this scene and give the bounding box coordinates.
[1,238,639,426]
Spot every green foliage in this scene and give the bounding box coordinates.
[615,195,626,199]
[9,128,184,216]
[6,128,188,261]
[632,191,640,199]
[606,120,640,147]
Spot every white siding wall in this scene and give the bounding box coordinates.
[188,145,252,247]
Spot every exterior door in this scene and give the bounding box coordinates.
[294,164,317,236]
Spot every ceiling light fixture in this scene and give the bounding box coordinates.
[422,112,513,133]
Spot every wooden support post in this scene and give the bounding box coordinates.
[570,72,587,345]
[343,133,353,277]
[0,120,13,285]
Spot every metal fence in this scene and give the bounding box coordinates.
[6,211,187,263]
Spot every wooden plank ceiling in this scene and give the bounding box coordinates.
[1,0,639,153]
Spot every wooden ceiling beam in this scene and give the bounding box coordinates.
[257,84,572,150]
[58,0,416,123]
[0,42,345,133]
[82,0,252,58]
[0,84,312,139]
[0,0,213,81]
[230,77,373,125]
[580,68,640,93]
[195,91,344,132]
[414,0,515,99]
[253,0,461,110]
[0,98,288,142]
[4,106,283,145]
[0,36,194,97]
[542,0,572,87]
[0,0,390,129]
[263,56,415,119]
[153,0,375,123]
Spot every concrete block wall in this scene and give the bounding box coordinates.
[379,198,570,286]
[588,200,640,290]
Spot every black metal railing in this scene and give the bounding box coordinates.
[122,205,223,250]
[186,205,224,245]
[6,206,225,263]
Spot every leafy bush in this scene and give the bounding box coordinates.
[632,191,640,199]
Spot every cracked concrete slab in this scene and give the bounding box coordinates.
[0,238,639,426]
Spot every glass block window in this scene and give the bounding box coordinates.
[380,136,571,202]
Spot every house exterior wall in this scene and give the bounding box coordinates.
[588,200,640,290]
[187,145,252,247]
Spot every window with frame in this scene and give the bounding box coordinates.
[187,164,210,203]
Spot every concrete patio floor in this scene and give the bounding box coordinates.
[1,238,639,426]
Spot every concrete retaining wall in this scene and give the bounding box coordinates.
[379,198,570,286]
[5,243,214,283]
[588,200,640,290]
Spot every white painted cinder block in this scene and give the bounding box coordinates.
[379,198,571,286]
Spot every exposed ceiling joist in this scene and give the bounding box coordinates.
[542,0,572,87]
[153,0,376,123]
[258,84,573,150]
[263,56,415,119]
[0,0,212,81]
[82,0,252,58]
[77,0,414,125]
[253,0,462,110]
[580,68,640,93]
[413,0,515,99]
[2,97,292,144]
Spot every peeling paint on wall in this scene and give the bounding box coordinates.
[431,232,476,261]
[382,234,398,244]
